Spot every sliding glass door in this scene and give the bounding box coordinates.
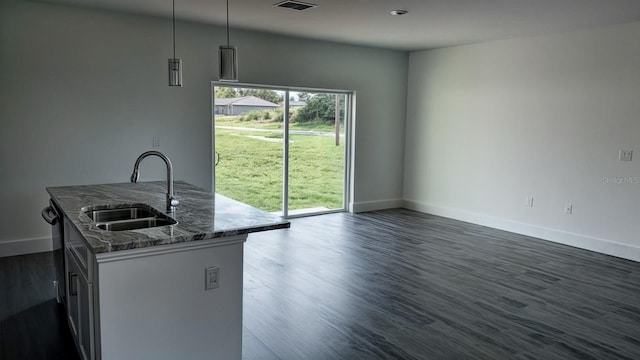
[212,83,352,217]
[286,91,347,215]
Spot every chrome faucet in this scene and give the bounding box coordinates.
[130,151,179,211]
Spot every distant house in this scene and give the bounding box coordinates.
[214,96,279,116]
[289,101,307,109]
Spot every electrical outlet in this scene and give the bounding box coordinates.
[205,266,220,290]
[526,197,534,208]
[564,203,573,215]
[619,149,633,161]
[153,136,161,148]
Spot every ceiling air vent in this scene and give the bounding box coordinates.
[273,1,317,11]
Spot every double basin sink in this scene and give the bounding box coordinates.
[83,204,177,231]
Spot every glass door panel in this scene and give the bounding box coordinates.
[287,92,347,215]
[213,86,285,212]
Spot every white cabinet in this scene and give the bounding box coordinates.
[78,274,94,360]
[64,218,95,360]
[95,237,246,360]
[63,216,246,360]
[66,251,79,338]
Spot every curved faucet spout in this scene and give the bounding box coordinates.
[130,151,179,211]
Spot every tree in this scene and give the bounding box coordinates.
[296,94,345,123]
[215,87,237,98]
[297,92,311,102]
[237,89,283,104]
[216,87,283,103]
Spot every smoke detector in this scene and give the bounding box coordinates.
[274,1,317,11]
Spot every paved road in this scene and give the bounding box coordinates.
[215,126,345,137]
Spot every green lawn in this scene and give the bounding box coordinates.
[214,127,345,212]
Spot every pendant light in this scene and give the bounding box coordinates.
[168,0,182,86]
[219,0,238,82]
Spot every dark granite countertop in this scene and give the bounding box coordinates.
[47,181,290,254]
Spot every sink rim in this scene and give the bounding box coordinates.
[84,207,156,222]
[81,203,178,232]
[95,217,177,232]
[82,203,161,214]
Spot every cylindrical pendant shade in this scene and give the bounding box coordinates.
[219,46,238,82]
[168,58,183,87]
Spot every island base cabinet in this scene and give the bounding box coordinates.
[66,248,95,360]
[66,250,79,339]
[79,277,94,360]
[95,236,246,360]
[65,219,96,360]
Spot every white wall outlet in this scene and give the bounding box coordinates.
[564,203,573,214]
[205,266,220,290]
[526,196,534,207]
[153,136,161,148]
[619,149,633,161]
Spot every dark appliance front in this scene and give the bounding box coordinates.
[41,200,65,306]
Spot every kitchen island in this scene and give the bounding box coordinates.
[47,181,290,360]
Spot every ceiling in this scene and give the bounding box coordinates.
[42,0,640,51]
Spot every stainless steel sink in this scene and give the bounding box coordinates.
[82,204,177,231]
[96,218,177,231]
[85,207,156,222]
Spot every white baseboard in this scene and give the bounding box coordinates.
[403,199,640,263]
[5,202,637,262]
[0,237,53,257]
[351,198,403,213]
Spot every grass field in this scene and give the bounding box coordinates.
[214,126,346,213]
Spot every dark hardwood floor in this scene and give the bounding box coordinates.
[0,252,79,360]
[2,209,640,359]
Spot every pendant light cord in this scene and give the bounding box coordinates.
[172,0,176,59]
[226,0,230,46]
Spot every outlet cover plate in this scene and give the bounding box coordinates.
[205,266,220,290]
[619,149,633,161]
[565,203,573,214]
[526,197,534,207]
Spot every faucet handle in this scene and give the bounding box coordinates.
[170,198,180,207]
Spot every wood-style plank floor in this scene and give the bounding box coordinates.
[242,209,640,360]
[2,209,640,359]
[0,252,78,360]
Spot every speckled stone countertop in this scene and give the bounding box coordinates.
[47,181,290,254]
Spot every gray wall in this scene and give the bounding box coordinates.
[0,0,408,255]
[404,22,640,261]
